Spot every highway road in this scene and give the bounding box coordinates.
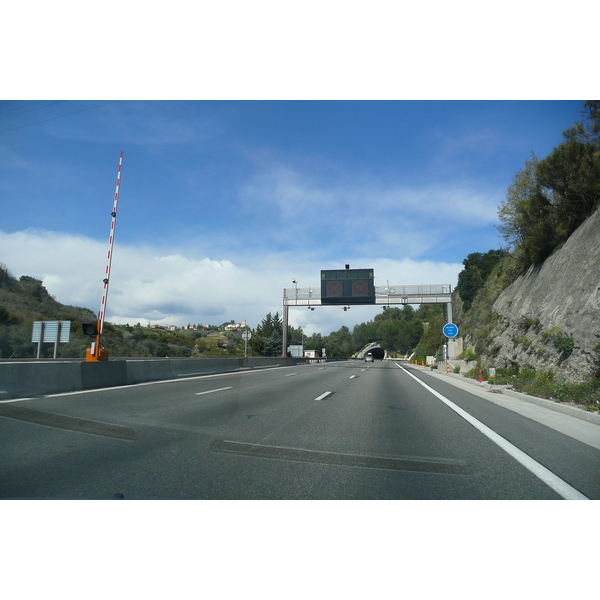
[1,360,599,499]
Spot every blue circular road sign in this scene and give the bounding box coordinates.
[443,323,459,338]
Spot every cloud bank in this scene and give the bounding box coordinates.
[1,229,462,335]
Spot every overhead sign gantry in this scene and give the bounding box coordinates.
[282,266,454,357]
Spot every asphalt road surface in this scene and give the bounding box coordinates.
[1,360,599,499]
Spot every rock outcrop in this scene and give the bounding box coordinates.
[484,207,600,382]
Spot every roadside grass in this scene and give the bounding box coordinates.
[464,365,600,411]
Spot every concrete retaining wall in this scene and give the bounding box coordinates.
[0,356,298,400]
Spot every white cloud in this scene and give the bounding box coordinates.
[1,229,462,336]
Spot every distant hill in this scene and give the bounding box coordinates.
[0,263,97,358]
[0,263,249,359]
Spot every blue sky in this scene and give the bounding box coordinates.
[0,100,584,335]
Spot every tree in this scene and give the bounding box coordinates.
[286,324,305,345]
[414,310,446,359]
[19,276,51,301]
[496,153,559,265]
[456,249,506,309]
[352,321,378,349]
[497,153,540,249]
[304,332,323,352]
[250,312,283,357]
[374,305,415,322]
[0,305,10,323]
[497,102,600,270]
[563,100,600,145]
[0,263,15,290]
[376,319,401,349]
[323,326,354,357]
[536,138,600,237]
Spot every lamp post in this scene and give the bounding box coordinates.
[282,278,297,358]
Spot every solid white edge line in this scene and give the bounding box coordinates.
[314,392,332,401]
[395,363,589,500]
[194,387,232,396]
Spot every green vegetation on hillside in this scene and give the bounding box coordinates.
[456,101,600,337]
[0,263,307,360]
[0,263,97,359]
[456,249,507,310]
[452,101,600,409]
[497,100,600,270]
[320,304,436,360]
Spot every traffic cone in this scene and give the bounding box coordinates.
[478,366,485,382]
[446,362,451,374]
[421,359,425,366]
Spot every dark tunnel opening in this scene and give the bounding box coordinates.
[369,347,385,360]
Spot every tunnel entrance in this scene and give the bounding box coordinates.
[369,347,385,360]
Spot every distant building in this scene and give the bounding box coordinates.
[224,320,248,331]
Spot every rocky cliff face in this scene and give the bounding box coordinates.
[481,207,600,383]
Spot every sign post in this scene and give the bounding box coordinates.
[242,329,252,359]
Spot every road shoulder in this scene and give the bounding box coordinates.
[400,362,600,451]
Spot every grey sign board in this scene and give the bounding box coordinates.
[32,321,71,343]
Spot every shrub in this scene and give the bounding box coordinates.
[491,367,519,385]
[553,333,575,357]
[520,317,541,332]
[465,365,485,380]
[541,327,575,358]
[461,348,478,362]
[514,335,532,348]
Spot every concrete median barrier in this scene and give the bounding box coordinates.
[81,361,127,390]
[124,359,176,385]
[1,356,299,400]
[0,361,83,399]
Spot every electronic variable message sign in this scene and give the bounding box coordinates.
[321,269,375,305]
